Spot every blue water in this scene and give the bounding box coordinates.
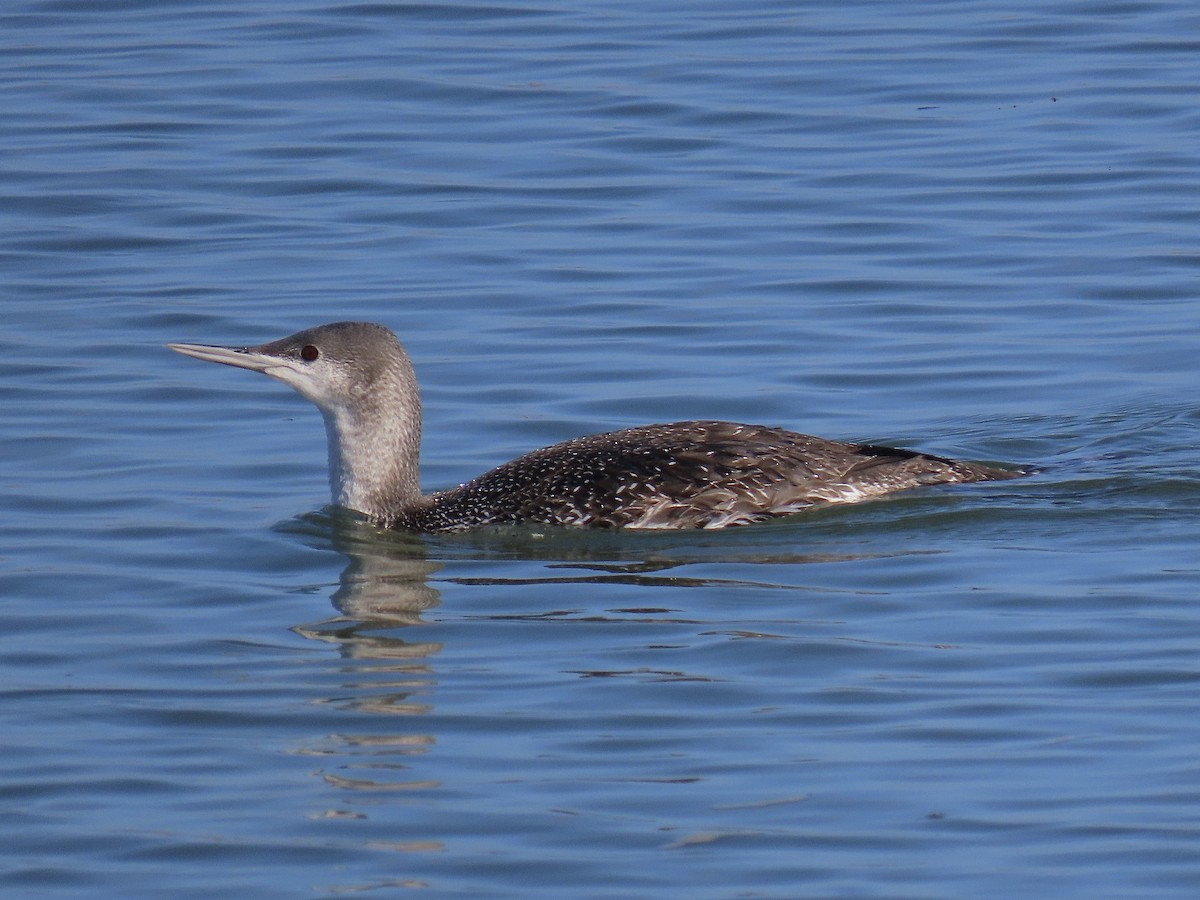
[3,0,1200,896]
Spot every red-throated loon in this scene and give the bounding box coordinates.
[168,322,1022,531]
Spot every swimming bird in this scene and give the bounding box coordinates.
[168,322,1021,531]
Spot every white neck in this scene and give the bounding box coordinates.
[313,363,423,522]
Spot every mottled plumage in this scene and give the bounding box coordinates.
[168,322,1021,532]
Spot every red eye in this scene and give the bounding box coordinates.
[300,345,319,362]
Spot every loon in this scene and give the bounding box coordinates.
[168,321,1021,531]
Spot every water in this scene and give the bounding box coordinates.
[3,0,1200,896]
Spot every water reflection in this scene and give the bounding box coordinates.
[281,507,919,636]
[276,505,966,812]
[282,514,447,804]
[284,510,443,631]
[279,502,953,641]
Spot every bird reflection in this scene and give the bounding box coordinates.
[277,506,928,809]
[282,514,447,802]
[288,511,443,631]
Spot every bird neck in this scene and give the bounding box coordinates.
[319,376,424,523]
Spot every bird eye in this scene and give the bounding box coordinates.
[300,345,320,362]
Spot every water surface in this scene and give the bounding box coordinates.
[3,1,1200,896]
